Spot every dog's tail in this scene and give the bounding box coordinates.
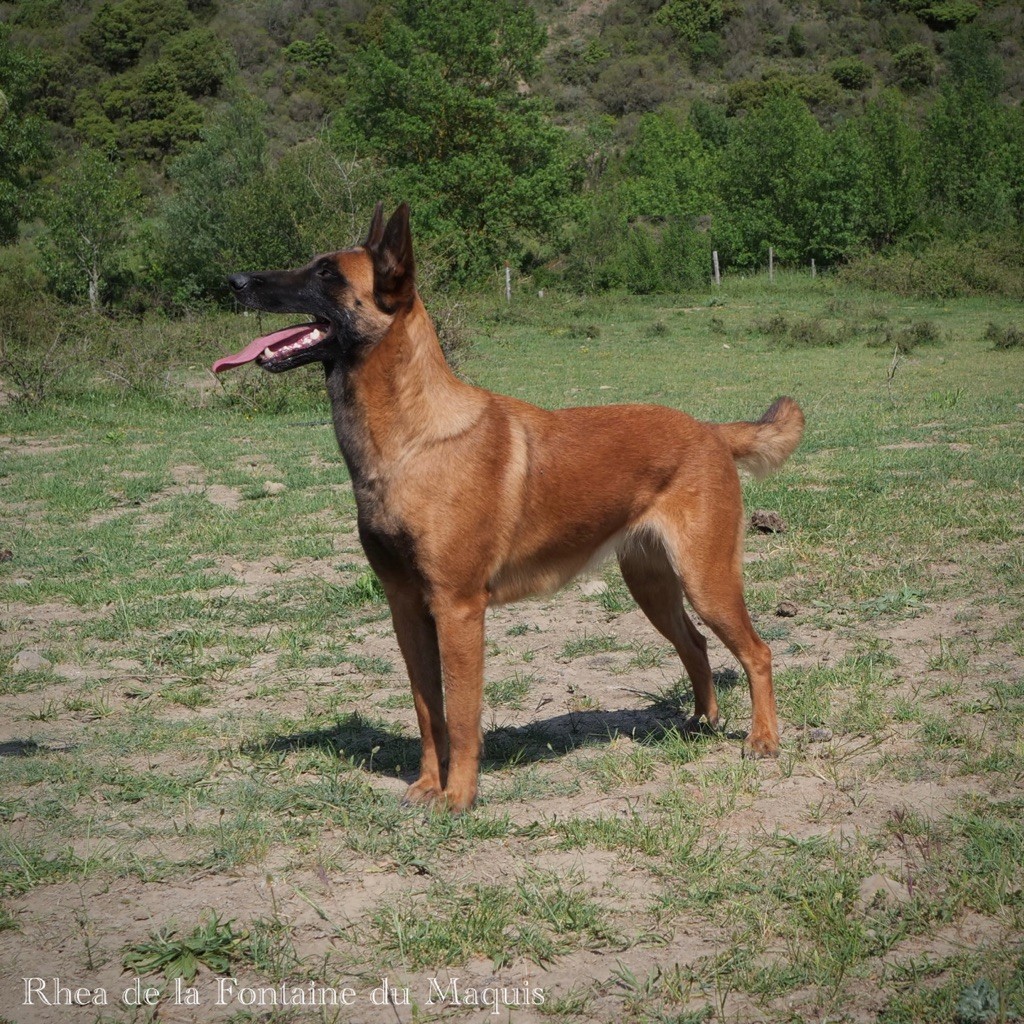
[717,397,805,479]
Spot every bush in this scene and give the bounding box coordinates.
[984,322,1023,349]
[879,320,940,352]
[918,0,979,31]
[754,313,839,347]
[726,72,841,115]
[755,313,790,338]
[163,28,231,96]
[892,44,935,89]
[840,235,1024,300]
[787,23,807,56]
[0,283,96,404]
[829,57,873,90]
[655,0,724,43]
[627,219,711,294]
[593,56,674,115]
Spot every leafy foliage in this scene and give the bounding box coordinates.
[38,147,143,310]
[123,912,246,982]
[828,57,873,90]
[1,0,1023,305]
[83,0,193,73]
[715,96,827,267]
[954,978,1000,1024]
[858,91,924,248]
[0,27,49,244]
[655,0,725,45]
[158,95,306,304]
[335,0,576,283]
[892,44,935,89]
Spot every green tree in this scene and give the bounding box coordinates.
[619,113,713,221]
[83,0,147,72]
[1003,104,1024,226]
[337,0,576,283]
[0,27,49,243]
[689,100,728,148]
[715,96,825,267]
[38,148,142,310]
[100,61,204,160]
[715,94,877,267]
[157,94,364,303]
[892,44,935,90]
[944,23,1003,97]
[83,0,193,72]
[655,0,724,45]
[809,119,870,263]
[858,91,924,247]
[163,28,231,97]
[925,30,1013,230]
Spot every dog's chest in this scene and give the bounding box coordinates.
[355,496,421,580]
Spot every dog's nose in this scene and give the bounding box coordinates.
[227,273,250,292]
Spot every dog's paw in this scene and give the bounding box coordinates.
[403,779,444,807]
[681,713,722,736]
[441,784,478,815]
[743,732,780,759]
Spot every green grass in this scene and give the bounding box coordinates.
[1,275,1023,1022]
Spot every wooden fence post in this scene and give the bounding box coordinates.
[505,263,511,303]
[769,246,774,282]
[712,250,720,288]
[811,258,816,278]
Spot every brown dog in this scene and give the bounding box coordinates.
[214,203,805,811]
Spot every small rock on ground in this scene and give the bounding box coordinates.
[751,509,787,533]
[14,650,52,673]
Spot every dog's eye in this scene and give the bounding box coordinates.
[316,264,336,279]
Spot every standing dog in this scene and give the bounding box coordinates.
[214,203,804,811]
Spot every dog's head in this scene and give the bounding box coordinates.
[213,202,415,374]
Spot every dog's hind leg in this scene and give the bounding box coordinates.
[618,539,720,729]
[685,581,778,757]
[665,525,780,758]
[384,585,449,806]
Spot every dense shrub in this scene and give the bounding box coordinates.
[917,0,978,30]
[840,236,1024,300]
[984,322,1023,350]
[0,28,49,243]
[725,71,842,115]
[655,0,725,43]
[83,0,192,72]
[829,57,873,90]
[891,44,935,88]
[163,28,231,96]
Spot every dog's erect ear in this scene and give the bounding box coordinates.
[367,203,415,311]
[363,201,385,250]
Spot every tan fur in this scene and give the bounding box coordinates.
[235,204,805,812]
[717,397,806,478]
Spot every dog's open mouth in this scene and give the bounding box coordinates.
[212,321,335,374]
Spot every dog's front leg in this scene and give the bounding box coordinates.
[384,586,449,806]
[433,593,487,812]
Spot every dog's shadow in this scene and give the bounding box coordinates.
[244,670,744,780]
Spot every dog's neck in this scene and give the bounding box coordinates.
[325,294,484,486]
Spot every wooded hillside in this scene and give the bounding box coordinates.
[1,0,1021,307]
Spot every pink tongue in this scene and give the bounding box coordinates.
[212,324,317,373]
